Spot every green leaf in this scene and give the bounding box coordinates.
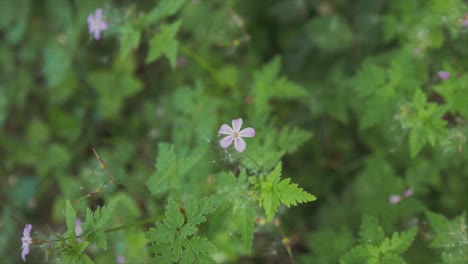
[146,143,178,195]
[185,196,218,227]
[340,244,379,264]
[81,199,119,250]
[65,200,77,233]
[252,56,308,115]
[277,126,313,153]
[358,215,385,246]
[120,26,141,57]
[426,211,467,249]
[260,163,316,221]
[145,0,186,24]
[147,197,217,263]
[62,241,93,264]
[94,198,119,229]
[146,20,182,68]
[341,216,417,264]
[217,172,257,251]
[380,227,417,254]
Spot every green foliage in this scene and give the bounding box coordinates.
[252,56,308,117]
[144,0,187,25]
[146,20,182,68]
[426,211,468,263]
[81,199,119,250]
[146,142,199,195]
[259,162,316,221]
[4,0,468,263]
[146,196,218,263]
[305,15,353,52]
[340,216,417,264]
[215,170,257,252]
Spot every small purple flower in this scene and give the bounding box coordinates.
[218,118,255,152]
[389,194,402,205]
[75,218,83,237]
[21,224,33,261]
[463,19,468,27]
[117,255,126,264]
[402,188,414,198]
[438,71,450,80]
[87,8,108,40]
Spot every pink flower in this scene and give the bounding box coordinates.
[21,224,33,261]
[75,218,83,237]
[87,8,108,40]
[218,118,255,152]
[438,71,450,80]
[402,188,414,198]
[389,194,402,205]
[117,256,126,264]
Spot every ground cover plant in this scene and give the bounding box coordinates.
[1,0,468,263]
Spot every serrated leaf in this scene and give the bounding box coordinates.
[146,20,182,68]
[65,199,77,232]
[62,241,93,264]
[380,227,417,254]
[277,178,316,207]
[146,143,178,195]
[166,198,185,229]
[260,163,316,221]
[340,244,379,264]
[426,211,468,249]
[94,198,119,229]
[185,196,218,227]
[147,222,175,243]
[253,56,308,115]
[358,215,385,246]
[277,126,313,153]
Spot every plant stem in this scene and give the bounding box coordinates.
[104,215,164,234]
[243,152,261,168]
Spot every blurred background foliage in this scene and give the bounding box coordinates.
[1,0,468,263]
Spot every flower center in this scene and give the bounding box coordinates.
[22,237,32,246]
[233,132,239,138]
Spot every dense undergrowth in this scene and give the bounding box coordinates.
[1,0,468,263]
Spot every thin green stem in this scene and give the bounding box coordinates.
[104,215,164,234]
[179,45,219,80]
[43,215,164,245]
[243,152,261,168]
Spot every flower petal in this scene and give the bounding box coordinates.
[438,71,450,80]
[220,136,234,148]
[218,124,234,135]
[234,137,246,152]
[75,218,83,236]
[389,195,401,205]
[23,224,32,237]
[94,30,101,40]
[95,8,103,19]
[239,127,255,138]
[21,246,30,261]
[231,118,243,133]
[101,21,108,30]
[87,14,93,24]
